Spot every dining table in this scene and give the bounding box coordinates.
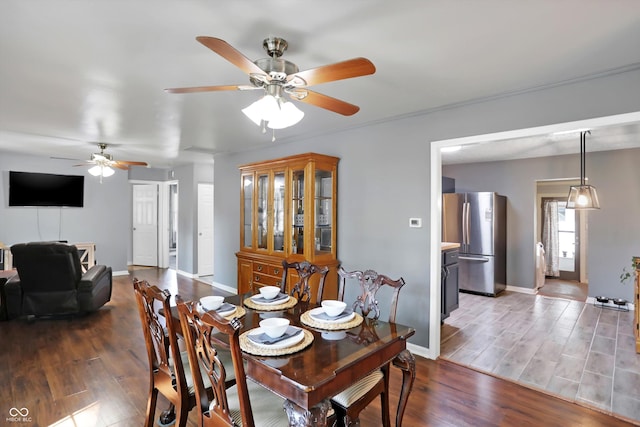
[171,291,416,427]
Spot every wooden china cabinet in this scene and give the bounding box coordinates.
[236,153,339,302]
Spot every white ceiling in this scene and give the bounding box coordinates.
[1,1,639,168]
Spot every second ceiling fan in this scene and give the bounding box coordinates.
[165,36,376,131]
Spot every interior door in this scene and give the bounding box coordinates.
[133,184,158,266]
[197,183,214,276]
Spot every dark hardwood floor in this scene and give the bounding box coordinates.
[0,267,634,426]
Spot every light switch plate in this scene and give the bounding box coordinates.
[409,218,422,228]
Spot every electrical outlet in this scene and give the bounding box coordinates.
[409,218,422,228]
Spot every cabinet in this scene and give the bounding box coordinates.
[634,256,639,353]
[237,153,339,302]
[441,248,459,322]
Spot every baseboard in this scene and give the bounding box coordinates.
[210,281,238,295]
[113,270,129,276]
[176,269,197,278]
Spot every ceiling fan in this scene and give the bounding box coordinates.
[75,143,148,181]
[165,36,376,131]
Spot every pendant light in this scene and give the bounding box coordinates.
[567,130,600,210]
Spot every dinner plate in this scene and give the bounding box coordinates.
[309,307,355,324]
[250,293,290,306]
[197,302,236,317]
[247,326,305,349]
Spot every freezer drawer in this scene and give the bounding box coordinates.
[458,255,505,296]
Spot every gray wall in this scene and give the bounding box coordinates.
[1,155,214,276]
[444,148,640,303]
[213,68,640,348]
[0,151,130,272]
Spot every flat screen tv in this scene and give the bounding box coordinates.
[9,171,84,207]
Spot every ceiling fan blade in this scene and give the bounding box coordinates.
[293,90,360,116]
[51,156,85,161]
[287,57,375,86]
[115,160,148,167]
[111,163,130,170]
[165,84,258,94]
[196,36,267,77]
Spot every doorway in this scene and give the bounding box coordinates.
[428,111,640,360]
[132,184,159,267]
[541,196,580,281]
[169,183,178,270]
[197,183,214,277]
[132,181,179,270]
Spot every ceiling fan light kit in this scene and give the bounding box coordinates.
[567,130,600,210]
[165,36,375,136]
[74,143,148,182]
[88,165,115,177]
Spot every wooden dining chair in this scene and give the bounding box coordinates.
[133,278,197,427]
[175,295,289,427]
[327,267,407,427]
[281,259,329,302]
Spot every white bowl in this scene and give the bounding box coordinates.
[200,296,224,311]
[259,286,281,300]
[321,300,347,317]
[259,318,290,338]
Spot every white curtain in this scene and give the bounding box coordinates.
[542,200,560,277]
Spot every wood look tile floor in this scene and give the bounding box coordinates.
[0,267,635,426]
[441,291,640,425]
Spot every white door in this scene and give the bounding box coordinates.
[133,184,158,266]
[197,183,214,276]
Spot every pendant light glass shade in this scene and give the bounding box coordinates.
[566,130,600,210]
[567,184,600,209]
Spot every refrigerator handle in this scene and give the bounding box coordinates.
[464,201,470,249]
[458,256,490,262]
[461,202,467,250]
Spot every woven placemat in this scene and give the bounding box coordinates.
[300,310,363,331]
[224,306,246,319]
[240,328,314,356]
[243,296,298,311]
[200,305,246,319]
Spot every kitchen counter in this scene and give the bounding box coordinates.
[441,242,460,251]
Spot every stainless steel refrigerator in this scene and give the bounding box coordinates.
[442,192,507,296]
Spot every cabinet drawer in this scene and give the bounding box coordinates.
[252,262,282,276]
[269,265,283,276]
[253,262,270,273]
[443,250,458,266]
[252,272,282,288]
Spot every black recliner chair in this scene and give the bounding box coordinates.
[4,242,112,319]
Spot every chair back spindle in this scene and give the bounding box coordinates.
[281,260,329,302]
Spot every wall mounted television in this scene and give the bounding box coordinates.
[9,171,84,207]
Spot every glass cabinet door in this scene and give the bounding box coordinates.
[257,173,268,250]
[273,172,285,253]
[242,174,253,249]
[291,169,305,254]
[314,168,333,255]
